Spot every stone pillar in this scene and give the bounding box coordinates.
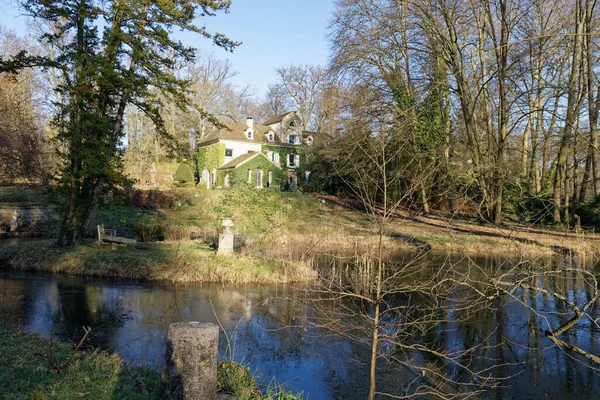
[218,219,234,254]
[162,322,219,400]
[9,211,19,232]
[150,162,157,187]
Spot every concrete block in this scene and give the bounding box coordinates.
[162,322,219,400]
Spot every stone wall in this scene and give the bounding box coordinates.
[0,206,59,234]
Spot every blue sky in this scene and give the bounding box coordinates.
[0,0,335,97]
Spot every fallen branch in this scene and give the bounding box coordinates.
[48,326,92,372]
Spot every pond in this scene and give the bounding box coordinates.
[1,245,600,399]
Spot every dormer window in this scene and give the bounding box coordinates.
[247,131,252,139]
[289,121,296,127]
[269,133,274,141]
[306,136,313,145]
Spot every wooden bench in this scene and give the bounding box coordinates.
[97,224,136,245]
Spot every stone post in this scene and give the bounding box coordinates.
[9,211,18,232]
[162,322,219,400]
[150,162,157,187]
[218,219,234,254]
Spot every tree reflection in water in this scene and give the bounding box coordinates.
[1,252,600,399]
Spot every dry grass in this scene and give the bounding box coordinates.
[0,240,317,284]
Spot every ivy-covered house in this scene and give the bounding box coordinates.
[195,111,315,190]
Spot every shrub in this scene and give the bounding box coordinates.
[127,189,177,209]
[574,196,600,228]
[174,163,195,184]
[135,215,167,241]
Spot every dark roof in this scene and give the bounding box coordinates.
[219,152,281,170]
[263,111,295,126]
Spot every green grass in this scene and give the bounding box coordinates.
[217,361,303,400]
[0,323,303,400]
[0,322,160,399]
[0,240,317,284]
[0,185,53,206]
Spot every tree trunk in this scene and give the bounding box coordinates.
[553,0,586,222]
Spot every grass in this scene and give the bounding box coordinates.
[0,323,302,400]
[0,185,55,206]
[0,240,317,284]
[0,322,160,399]
[5,182,600,260]
[217,361,303,400]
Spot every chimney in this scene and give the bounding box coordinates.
[246,117,254,129]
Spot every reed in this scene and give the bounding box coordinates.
[0,240,317,284]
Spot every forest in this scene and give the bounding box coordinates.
[2,0,600,236]
[4,1,600,399]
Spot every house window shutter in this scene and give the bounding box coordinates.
[295,154,300,167]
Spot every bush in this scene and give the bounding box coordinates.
[127,189,177,209]
[135,214,167,241]
[174,162,195,184]
[574,196,600,228]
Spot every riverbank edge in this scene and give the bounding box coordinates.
[0,240,317,284]
[0,322,299,399]
[0,321,162,399]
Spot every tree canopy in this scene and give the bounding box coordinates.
[0,0,237,245]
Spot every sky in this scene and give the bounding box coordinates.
[0,0,335,98]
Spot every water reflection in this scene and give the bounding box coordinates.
[1,252,600,399]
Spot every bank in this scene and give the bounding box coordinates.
[0,322,300,399]
[0,240,317,284]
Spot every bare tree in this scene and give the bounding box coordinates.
[273,64,326,130]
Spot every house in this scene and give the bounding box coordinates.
[195,111,316,190]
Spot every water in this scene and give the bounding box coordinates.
[1,244,600,399]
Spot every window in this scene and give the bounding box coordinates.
[247,131,252,139]
[288,153,296,167]
[212,168,217,185]
[247,169,252,183]
[269,133,274,141]
[268,170,272,188]
[288,135,296,144]
[224,173,230,187]
[256,168,263,189]
[290,121,296,127]
[225,149,233,157]
[202,168,209,188]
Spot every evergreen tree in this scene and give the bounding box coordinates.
[1,0,237,245]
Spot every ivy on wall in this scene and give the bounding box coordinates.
[196,143,225,178]
[219,155,283,189]
[264,145,305,172]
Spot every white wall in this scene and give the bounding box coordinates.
[220,140,262,167]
